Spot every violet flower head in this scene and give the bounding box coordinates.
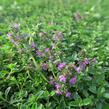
[49,81,56,86]
[55,89,62,95]
[10,39,18,46]
[79,62,86,70]
[7,33,18,46]
[12,23,20,30]
[36,51,43,57]
[53,31,64,41]
[55,83,61,89]
[31,42,36,48]
[59,75,67,83]
[16,35,21,40]
[65,91,72,98]
[75,67,81,73]
[42,63,48,71]
[58,63,66,70]
[45,48,50,52]
[7,32,12,38]
[69,76,77,85]
[84,58,90,65]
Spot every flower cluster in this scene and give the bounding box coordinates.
[7,25,97,99]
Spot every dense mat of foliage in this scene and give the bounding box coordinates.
[0,0,109,109]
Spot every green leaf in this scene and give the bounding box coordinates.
[103,103,109,109]
[89,85,97,94]
[97,87,105,97]
[36,90,44,100]
[96,103,102,109]
[103,93,109,99]
[70,99,83,107]
[82,98,92,106]
[5,87,11,99]
[50,91,55,96]
[70,98,92,107]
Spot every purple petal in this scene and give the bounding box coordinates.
[55,83,61,89]
[36,51,43,57]
[55,89,62,95]
[59,75,67,83]
[84,58,90,65]
[65,91,72,98]
[45,48,50,52]
[58,63,66,70]
[42,63,48,71]
[69,76,77,85]
[75,67,81,73]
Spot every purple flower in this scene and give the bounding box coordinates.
[45,48,50,52]
[10,39,18,45]
[55,89,62,95]
[55,83,61,89]
[36,51,43,57]
[7,33,18,46]
[93,57,97,64]
[79,62,86,70]
[7,32,12,38]
[31,42,36,48]
[65,91,72,98]
[59,75,67,83]
[53,31,64,41]
[75,67,81,73]
[16,35,21,40]
[12,23,20,30]
[84,58,90,65]
[69,76,77,85]
[58,63,66,70]
[49,81,56,86]
[42,63,48,70]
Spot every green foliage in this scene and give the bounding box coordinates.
[0,0,109,109]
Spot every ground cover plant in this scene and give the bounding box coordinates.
[0,0,109,109]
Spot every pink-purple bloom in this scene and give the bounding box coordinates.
[42,63,48,70]
[49,81,56,86]
[16,35,21,40]
[36,51,43,57]
[75,67,81,73]
[7,32,18,46]
[55,83,61,89]
[55,89,62,95]
[31,42,36,48]
[69,76,77,85]
[53,31,64,41]
[12,23,20,30]
[84,58,90,65]
[7,32,12,38]
[45,48,50,52]
[58,63,66,70]
[79,62,86,70]
[59,75,67,83]
[65,91,72,98]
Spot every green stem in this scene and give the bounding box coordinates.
[30,55,49,83]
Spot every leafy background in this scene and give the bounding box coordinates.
[0,0,109,109]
